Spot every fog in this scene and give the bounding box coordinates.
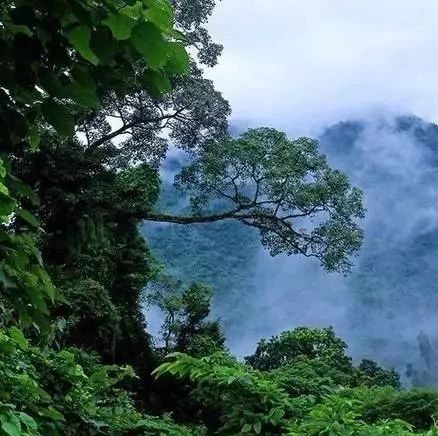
[220,115,438,384]
[144,1,438,384]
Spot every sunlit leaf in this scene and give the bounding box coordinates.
[66,25,99,65]
[0,413,21,436]
[143,0,174,32]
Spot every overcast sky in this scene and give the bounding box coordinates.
[206,0,438,135]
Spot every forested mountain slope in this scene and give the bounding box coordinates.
[144,115,438,386]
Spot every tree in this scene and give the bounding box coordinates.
[79,63,230,168]
[145,128,364,272]
[353,359,400,389]
[77,0,230,169]
[153,352,294,435]
[148,277,225,357]
[245,327,352,372]
[0,0,189,330]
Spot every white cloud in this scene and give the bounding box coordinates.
[206,0,438,134]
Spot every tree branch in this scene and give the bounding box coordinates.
[88,108,188,149]
[144,210,244,224]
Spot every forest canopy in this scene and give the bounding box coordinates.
[1,0,438,435]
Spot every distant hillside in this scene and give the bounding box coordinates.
[142,115,438,386]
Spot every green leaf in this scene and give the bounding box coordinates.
[140,70,171,96]
[170,29,186,41]
[6,175,40,206]
[16,208,39,228]
[0,270,17,290]
[5,24,32,36]
[28,126,41,150]
[90,27,118,65]
[103,13,135,40]
[0,412,21,436]
[0,159,5,179]
[17,413,37,431]
[131,22,168,69]
[121,3,143,19]
[39,69,65,97]
[0,340,15,354]
[42,100,75,137]
[270,408,285,422]
[65,78,99,109]
[0,191,16,217]
[166,42,189,74]
[253,421,262,434]
[66,25,99,65]
[241,423,251,433]
[9,327,29,350]
[38,408,65,422]
[143,0,174,32]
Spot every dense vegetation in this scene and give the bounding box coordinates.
[2,0,438,435]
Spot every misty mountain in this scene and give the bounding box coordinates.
[142,114,438,386]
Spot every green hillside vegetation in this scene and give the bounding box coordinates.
[2,0,438,435]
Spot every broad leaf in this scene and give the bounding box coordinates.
[6,175,40,206]
[16,413,37,431]
[166,42,189,74]
[140,70,171,96]
[0,413,21,436]
[103,13,135,40]
[15,208,40,228]
[9,327,29,350]
[39,70,65,98]
[65,78,99,108]
[38,408,65,422]
[42,100,75,137]
[0,191,16,217]
[5,24,32,36]
[131,22,168,69]
[253,421,262,434]
[143,0,174,32]
[27,126,41,150]
[66,25,99,65]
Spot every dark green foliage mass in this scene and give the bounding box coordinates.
[156,128,364,273]
[246,326,352,372]
[148,278,226,357]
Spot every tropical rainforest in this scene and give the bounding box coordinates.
[2,0,438,435]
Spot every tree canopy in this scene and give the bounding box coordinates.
[146,128,364,272]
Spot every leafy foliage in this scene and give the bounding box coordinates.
[172,128,364,272]
[0,0,188,330]
[287,394,416,436]
[153,352,294,435]
[0,327,202,435]
[246,327,353,372]
[148,278,225,356]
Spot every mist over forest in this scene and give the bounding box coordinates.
[144,114,438,386]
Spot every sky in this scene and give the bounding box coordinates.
[199,2,438,377]
[144,1,438,380]
[206,0,438,135]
